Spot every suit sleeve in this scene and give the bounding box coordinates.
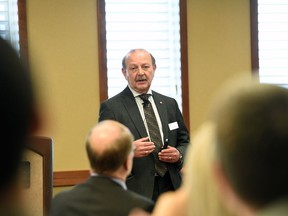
[172,99,190,168]
[98,102,116,122]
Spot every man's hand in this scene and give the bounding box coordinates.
[158,146,181,163]
[133,137,155,158]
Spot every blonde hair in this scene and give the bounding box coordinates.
[183,122,233,216]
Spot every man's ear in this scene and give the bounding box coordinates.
[123,153,133,173]
[153,64,157,71]
[123,157,129,171]
[122,68,128,80]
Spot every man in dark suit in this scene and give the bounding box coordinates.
[98,49,190,201]
[50,120,154,216]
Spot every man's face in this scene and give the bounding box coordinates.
[122,50,156,94]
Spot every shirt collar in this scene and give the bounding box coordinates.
[91,172,127,190]
[127,85,152,98]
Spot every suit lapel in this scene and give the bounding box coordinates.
[121,87,148,138]
[152,91,169,141]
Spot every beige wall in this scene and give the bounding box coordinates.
[187,0,251,132]
[27,0,99,171]
[27,0,251,190]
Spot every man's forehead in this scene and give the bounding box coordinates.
[127,50,150,58]
[126,55,152,64]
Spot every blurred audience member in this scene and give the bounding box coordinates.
[0,37,40,215]
[211,81,288,216]
[130,122,233,216]
[151,122,233,216]
[50,120,154,216]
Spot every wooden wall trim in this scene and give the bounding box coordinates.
[18,0,29,66]
[28,136,53,216]
[180,0,190,130]
[250,0,259,78]
[53,170,90,187]
[96,0,108,102]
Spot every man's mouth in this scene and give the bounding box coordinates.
[136,79,147,82]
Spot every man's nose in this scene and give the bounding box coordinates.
[138,67,145,75]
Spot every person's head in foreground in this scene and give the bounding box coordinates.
[212,80,288,216]
[0,37,39,211]
[86,120,135,180]
[51,120,154,216]
[147,122,233,216]
[184,122,234,216]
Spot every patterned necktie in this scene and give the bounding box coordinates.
[139,94,167,177]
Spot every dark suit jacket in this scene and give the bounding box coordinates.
[98,86,190,198]
[50,176,154,216]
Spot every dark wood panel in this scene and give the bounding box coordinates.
[28,136,53,216]
[97,0,108,102]
[250,0,259,78]
[180,0,190,130]
[53,170,90,187]
[18,0,29,66]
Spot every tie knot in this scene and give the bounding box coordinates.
[139,94,151,103]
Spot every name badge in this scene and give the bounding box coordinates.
[168,122,179,130]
